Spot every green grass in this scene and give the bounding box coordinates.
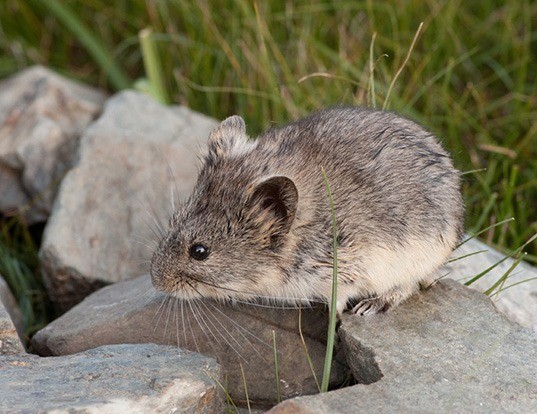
[0,218,52,339]
[0,1,536,333]
[321,167,338,393]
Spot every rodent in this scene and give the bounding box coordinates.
[150,107,464,315]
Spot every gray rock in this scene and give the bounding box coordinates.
[447,237,537,331]
[0,164,28,215]
[0,66,106,223]
[0,343,223,413]
[269,280,537,413]
[32,274,350,407]
[39,91,217,310]
[0,275,25,355]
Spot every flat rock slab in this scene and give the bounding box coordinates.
[0,66,106,223]
[39,90,217,310]
[447,237,537,331]
[269,279,537,413]
[32,274,350,407]
[0,343,223,413]
[0,275,25,355]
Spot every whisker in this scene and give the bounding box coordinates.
[123,181,168,240]
[120,289,164,333]
[196,302,249,363]
[132,234,159,249]
[207,302,273,351]
[170,185,175,214]
[229,298,319,309]
[163,295,175,341]
[137,260,152,265]
[137,211,165,242]
[136,284,161,308]
[201,301,273,364]
[173,297,181,348]
[180,299,188,347]
[151,294,170,333]
[187,283,252,362]
[186,300,215,355]
[132,233,159,244]
[134,241,158,253]
[155,145,181,217]
[186,276,325,305]
[189,299,223,347]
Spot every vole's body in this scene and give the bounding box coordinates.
[151,107,464,314]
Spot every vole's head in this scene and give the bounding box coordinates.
[150,116,298,302]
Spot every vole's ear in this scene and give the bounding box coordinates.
[208,115,248,157]
[248,176,298,249]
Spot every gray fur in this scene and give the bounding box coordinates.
[151,107,464,314]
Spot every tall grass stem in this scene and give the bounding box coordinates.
[320,167,338,393]
[139,27,170,104]
[369,32,377,108]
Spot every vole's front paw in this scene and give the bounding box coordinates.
[351,296,387,315]
[350,286,414,315]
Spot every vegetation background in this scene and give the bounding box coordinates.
[0,0,536,335]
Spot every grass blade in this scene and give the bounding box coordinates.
[382,22,424,110]
[239,363,251,414]
[484,254,523,296]
[272,330,281,403]
[40,0,130,90]
[447,249,488,263]
[458,217,515,248]
[320,167,338,393]
[298,305,320,391]
[495,277,537,295]
[369,32,377,108]
[139,27,170,104]
[465,233,537,287]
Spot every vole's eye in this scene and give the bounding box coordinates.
[189,243,210,261]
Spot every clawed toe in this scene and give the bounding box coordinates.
[349,285,415,316]
[351,297,387,315]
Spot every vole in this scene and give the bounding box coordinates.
[150,107,464,315]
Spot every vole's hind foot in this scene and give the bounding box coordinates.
[350,285,414,316]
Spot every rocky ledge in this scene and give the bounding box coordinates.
[269,279,537,412]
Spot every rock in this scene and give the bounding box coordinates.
[447,237,537,331]
[269,280,537,413]
[39,91,217,310]
[0,275,25,355]
[0,343,223,413]
[0,66,106,223]
[32,274,350,407]
[0,164,28,216]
